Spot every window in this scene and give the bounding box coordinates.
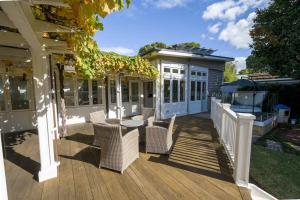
[121,80,129,102]
[164,67,170,73]
[9,76,30,110]
[190,81,195,101]
[197,81,201,100]
[197,72,202,77]
[202,72,207,76]
[78,79,89,105]
[172,80,178,102]
[202,82,207,100]
[164,79,170,103]
[0,76,5,111]
[110,80,116,103]
[180,80,185,102]
[172,69,178,74]
[92,80,103,104]
[180,70,185,75]
[191,71,196,76]
[64,78,75,106]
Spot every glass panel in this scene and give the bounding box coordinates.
[197,72,202,77]
[190,81,195,101]
[180,70,185,75]
[172,80,178,102]
[191,71,196,76]
[92,80,103,104]
[164,79,170,103]
[164,67,170,73]
[122,80,129,102]
[78,79,89,105]
[110,80,116,103]
[202,81,206,100]
[180,80,185,102]
[0,76,5,111]
[9,76,30,110]
[131,82,139,102]
[202,72,207,76]
[197,81,201,100]
[172,69,178,74]
[64,78,75,106]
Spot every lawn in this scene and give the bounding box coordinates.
[250,145,300,199]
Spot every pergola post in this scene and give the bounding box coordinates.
[1,1,59,182]
[116,74,123,119]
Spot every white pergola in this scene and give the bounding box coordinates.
[0,1,77,199]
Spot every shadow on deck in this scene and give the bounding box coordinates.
[3,115,246,200]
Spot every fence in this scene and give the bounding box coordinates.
[211,97,256,187]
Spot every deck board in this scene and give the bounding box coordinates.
[3,115,249,200]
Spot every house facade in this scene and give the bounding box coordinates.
[0,48,232,133]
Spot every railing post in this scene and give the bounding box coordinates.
[234,113,256,187]
[0,129,8,200]
[210,97,216,121]
[220,103,231,139]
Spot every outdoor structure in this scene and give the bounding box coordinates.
[142,47,233,119]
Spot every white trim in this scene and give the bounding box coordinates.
[156,50,234,62]
[248,184,278,200]
[0,129,8,200]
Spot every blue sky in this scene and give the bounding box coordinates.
[94,0,269,72]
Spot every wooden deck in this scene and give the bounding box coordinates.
[3,116,250,200]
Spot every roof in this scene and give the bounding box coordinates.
[248,73,278,80]
[141,48,234,62]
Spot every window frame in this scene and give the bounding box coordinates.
[92,80,104,105]
[9,75,33,111]
[163,79,171,103]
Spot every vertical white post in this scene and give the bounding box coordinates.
[116,74,122,119]
[1,1,59,183]
[32,52,59,182]
[220,103,231,138]
[0,130,8,200]
[234,113,256,187]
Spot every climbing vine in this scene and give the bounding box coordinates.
[32,0,158,79]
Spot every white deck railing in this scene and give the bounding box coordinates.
[211,97,256,187]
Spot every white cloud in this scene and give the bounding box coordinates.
[208,22,222,34]
[201,33,206,39]
[101,46,136,56]
[218,12,256,49]
[142,0,191,9]
[202,0,269,21]
[233,57,247,72]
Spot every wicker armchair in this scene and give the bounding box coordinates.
[90,110,121,146]
[146,115,176,154]
[131,108,155,121]
[131,108,155,142]
[93,123,139,173]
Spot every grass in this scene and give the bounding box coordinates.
[250,145,300,199]
[255,125,300,155]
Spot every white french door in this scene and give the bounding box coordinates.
[188,69,208,114]
[130,81,140,115]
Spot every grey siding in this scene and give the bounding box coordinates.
[208,69,224,95]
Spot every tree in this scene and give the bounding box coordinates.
[239,68,253,75]
[248,0,300,78]
[138,41,201,55]
[138,42,167,55]
[170,42,200,49]
[224,62,238,82]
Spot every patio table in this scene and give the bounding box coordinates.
[121,119,144,128]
